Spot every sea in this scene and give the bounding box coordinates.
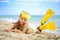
[0,15,60,35]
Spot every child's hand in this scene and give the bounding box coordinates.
[4,29,12,32]
[12,29,21,33]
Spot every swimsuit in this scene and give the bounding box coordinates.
[17,27,36,33]
[17,27,29,32]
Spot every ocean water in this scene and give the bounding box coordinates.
[0,15,60,34]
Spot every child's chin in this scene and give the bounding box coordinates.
[20,23,24,25]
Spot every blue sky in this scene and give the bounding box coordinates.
[0,0,60,15]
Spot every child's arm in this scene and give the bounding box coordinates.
[4,21,18,32]
[22,22,28,33]
[11,22,28,33]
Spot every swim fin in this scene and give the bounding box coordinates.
[41,8,54,24]
[39,22,56,30]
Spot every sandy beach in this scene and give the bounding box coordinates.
[0,19,60,40]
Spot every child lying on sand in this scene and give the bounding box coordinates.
[5,11,42,34]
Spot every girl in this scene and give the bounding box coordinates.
[5,11,42,34]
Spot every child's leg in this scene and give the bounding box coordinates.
[39,29,42,32]
[36,27,42,33]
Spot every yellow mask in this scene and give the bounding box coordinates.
[20,11,30,20]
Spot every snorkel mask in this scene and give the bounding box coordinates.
[20,11,30,20]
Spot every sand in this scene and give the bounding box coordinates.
[0,20,60,40]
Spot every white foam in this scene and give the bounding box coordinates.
[0,18,17,23]
[42,28,60,35]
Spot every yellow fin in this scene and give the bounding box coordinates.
[41,9,54,23]
[40,22,56,30]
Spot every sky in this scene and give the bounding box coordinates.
[0,0,60,15]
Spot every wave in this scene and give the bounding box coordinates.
[0,18,17,23]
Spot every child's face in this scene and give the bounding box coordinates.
[19,17,26,25]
